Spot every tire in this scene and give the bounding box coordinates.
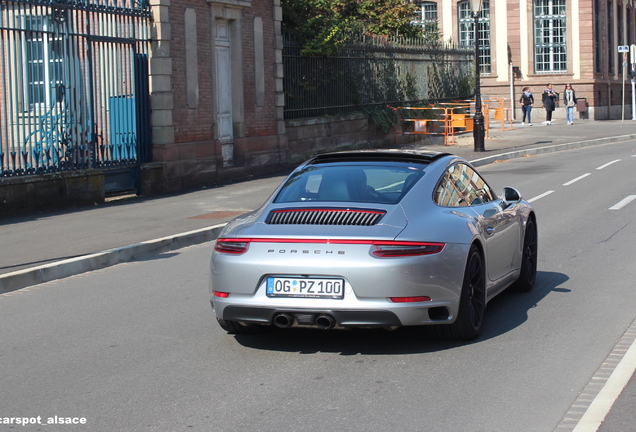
[216,318,271,334]
[435,245,486,341]
[512,218,538,293]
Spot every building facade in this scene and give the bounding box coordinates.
[148,0,286,193]
[416,0,636,120]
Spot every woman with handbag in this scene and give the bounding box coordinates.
[563,84,577,125]
[542,83,558,125]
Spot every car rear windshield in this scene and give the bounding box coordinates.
[274,164,424,204]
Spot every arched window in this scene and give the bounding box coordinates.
[458,1,491,75]
[534,0,567,73]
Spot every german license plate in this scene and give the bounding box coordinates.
[266,277,344,299]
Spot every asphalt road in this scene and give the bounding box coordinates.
[1,142,635,432]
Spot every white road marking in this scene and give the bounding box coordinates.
[527,190,554,203]
[596,159,621,170]
[563,173,591,186]
[572,332,636,432]
[609,195,636,210]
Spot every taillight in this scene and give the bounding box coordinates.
[372,241,444,257]
[390,296,432,303]
[212,291,230,298]
[214,238,250,254]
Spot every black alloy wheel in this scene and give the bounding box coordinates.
[512,219,538,293]
[435,245,486,341]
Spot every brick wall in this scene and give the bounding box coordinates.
[169,0,215,144]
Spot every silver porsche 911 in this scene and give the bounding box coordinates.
[209,150,537,340]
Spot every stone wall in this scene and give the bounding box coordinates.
[285,113,437,165]
[0,171,106,216]
[0,112,439,216]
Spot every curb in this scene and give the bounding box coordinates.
[2,134,635,294]
[469,134,636,166]
[0,224,227,294]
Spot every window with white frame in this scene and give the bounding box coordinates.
[618,3,623,75]
[628,6,633,46]
[534,0,567,73]
[608,1,614,74]
[413,2,438,33]
[595,0,602,72]
[458,1,491,75]
[22,14,64,111]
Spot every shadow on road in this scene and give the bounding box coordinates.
[232,270,569,355]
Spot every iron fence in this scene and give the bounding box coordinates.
[283,32,474,120]
[0,0,151,177]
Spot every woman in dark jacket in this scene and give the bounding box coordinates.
[542,83,558,125]
[519,87,534,125]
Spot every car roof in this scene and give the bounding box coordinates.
[306,150,453,166]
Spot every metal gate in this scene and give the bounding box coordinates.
[0,0,151,194]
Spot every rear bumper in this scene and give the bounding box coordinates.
[211,300,454,329]
[220,303,402,328]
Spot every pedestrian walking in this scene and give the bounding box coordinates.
[519,87,534,125]
[542,83,558,125]
[563,84,577,125]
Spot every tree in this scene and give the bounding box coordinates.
[282,0,422,55]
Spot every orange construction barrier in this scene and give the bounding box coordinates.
[390,104,475,146]
[483,97,514,131]
[390,98,512,145]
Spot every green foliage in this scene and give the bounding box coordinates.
[459,64,476,98]
[282,0,423,56]
[363,106,398,134]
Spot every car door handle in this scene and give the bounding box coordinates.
[485,227,495,235]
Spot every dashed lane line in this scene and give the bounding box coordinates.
[609,195,636,210]
[596,159,622,170]
[528,190,555,203]
[564,173,591,186]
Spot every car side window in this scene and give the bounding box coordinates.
[434,163,495,207]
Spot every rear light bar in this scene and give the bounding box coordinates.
[214,238,444,257]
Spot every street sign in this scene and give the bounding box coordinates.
[618,45,629,52]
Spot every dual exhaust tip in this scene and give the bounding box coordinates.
[273,313,336,330]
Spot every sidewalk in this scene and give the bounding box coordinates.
[2,118,636,293]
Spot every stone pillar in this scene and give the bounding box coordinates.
[149,0,175,161]
[273,0,285,136]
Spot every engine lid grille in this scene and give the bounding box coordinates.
[266,208,386,226]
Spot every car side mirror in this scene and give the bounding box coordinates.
[502,187,521,207]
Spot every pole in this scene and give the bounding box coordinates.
[473,12,485,152]
[509,63,515,120]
